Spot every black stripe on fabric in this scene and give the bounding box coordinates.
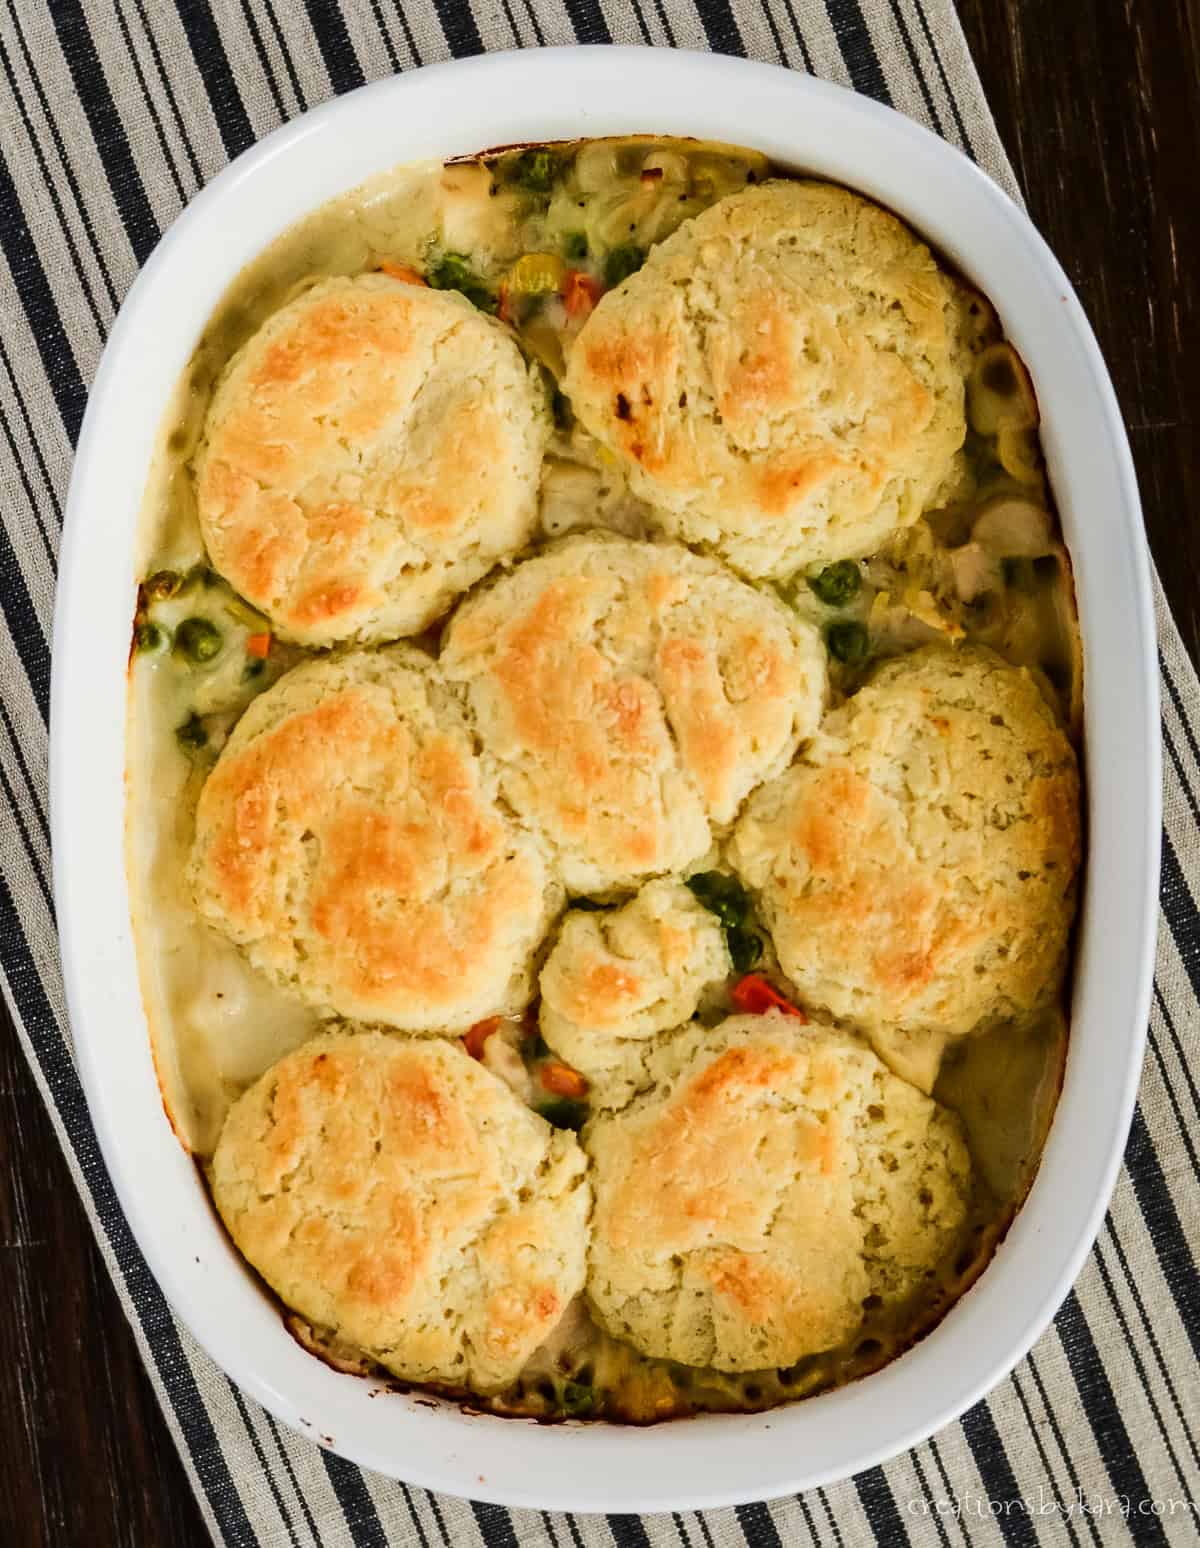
[852,1466,909,1547]
[814,1490,847,1548]
[0,705,50,845]
[1103,1212,1200,1474]
[130,0,204,187]
[1124,1105,1200,1367]
[694,1511,717,1548]
[48,0,160,265]
[111,0,188,207]
[1022,1352,1103,1548]
[669,1510,692,1546]
[608,1516,652,1548]
[1054,1289,1168,1542]
[0,754,53,918]
[1008,1371,1083,1548]
[792,1495,822,1548]
[2,17,117,328]
[911,0,974,157]
[0,877,259,1545]
[237,0,290,124]
[736,1500,782,1547]
[562,0,611,44]
[472,1500,519,1547]
[959,1402,1038,1548]
[304,0,366,94]
[775,0,816,73]
[1091,1234,1191,1494]
[423,1484,453,1545]
[367,0,403,72]
[399,1485,432,1548]
[1159,830,1200,1003]
[229,1384,302,1547]
[0,513,51,726]
[175,0,256,159]
[265,1412,323,1548]
[320,1450,389,1547]
[0,397,57,570]
[0,153,90,449]
[885,0,943,135]
[432,0,483,58]
[906,1452,953,1548]
[824,0,892,104]
[692,0,747,57]
[755,0,792,70]
[262,0,311,116]
[516,0,548,49]
[1151,984,1200,1163]
[0,333,64,527]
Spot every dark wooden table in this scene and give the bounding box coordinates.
[2,5,1197,1543]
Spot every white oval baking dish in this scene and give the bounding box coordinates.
[51,47,1160,1511]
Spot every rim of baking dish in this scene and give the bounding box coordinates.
[51,47,1160,1512]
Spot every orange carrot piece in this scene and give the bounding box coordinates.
[245,632,271,659]
[379,260,426,285]
[561,270,602,319]
[463,1017,501,1060]
[729,974,806,1020]
[539,1061,589,1098]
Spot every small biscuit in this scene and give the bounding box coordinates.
[539,880,730,1107]
[189,646,558,1030]
[196,274,548,645]
[729,644,1081,1043]
[441,533,826,892]
[564,180,967,578]
[585,1014,970,1372]
[210,1032,590,1391]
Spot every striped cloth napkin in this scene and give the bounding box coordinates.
[1,3,1197,1544]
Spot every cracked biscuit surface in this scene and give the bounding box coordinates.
[210,1031,590,1390]
[564,180,966,578]
[584,1013,970,1372]
[189,646,558,1030]
[539,880,730,1108]
[440,533,826,892]
[196,273,548,645]
[729,644,1081,1043]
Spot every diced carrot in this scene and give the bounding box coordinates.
[539,1061,589,1098]
[245,632,271,659]
[729,974,807,1020]
[561,270,603,319]
[464,1017,501,1060]
[379,260,426,285]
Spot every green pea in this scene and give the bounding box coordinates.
[426,253,496,314]
[563,231,588,262]
[686,871,749,923]
[175,617,223,663]
[142,569,182,602]
[536,1097,587,1131]
[807,560,862,608]
[604,243,644,287]
[826,620,870,666]
[561,1381,595,1417]
[727,926,763,973]
[133,621,166,655]
[175,714,208,751]
[510,148,559,193]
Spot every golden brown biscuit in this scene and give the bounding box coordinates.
[196,274,548,645]
[539,880,730,1107]
[564,180,966,578]
[440,533,826,892]
[210,1031,590,1391]
[585,1014,970,1372]
[728,645,1081,1045]
[189,646,559,1030]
